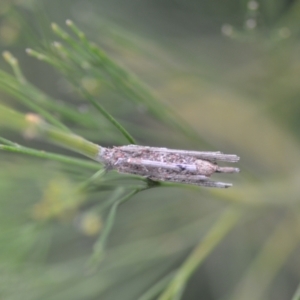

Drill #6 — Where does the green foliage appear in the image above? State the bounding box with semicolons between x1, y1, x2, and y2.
0;1;300;300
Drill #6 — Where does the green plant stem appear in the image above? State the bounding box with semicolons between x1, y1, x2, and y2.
0;144;101;170
78;87;136;144
2;51;27;84
2;52;70;131
0;104;100;161
230;210;300;300
137;272;176;300
27;46;136;144
39;122;101;159
0;80;70;131
158;208;242;300
0;136;16;146
90;188;141;264
77;169;107;191
291;283;300;300
0;70;98;128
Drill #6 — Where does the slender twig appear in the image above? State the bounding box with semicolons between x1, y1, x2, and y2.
90;188;141;264
0;143;100;170
137;271;176;300
230;211;300;300
158;209;242;300
291;282;300;300
2;51;70;132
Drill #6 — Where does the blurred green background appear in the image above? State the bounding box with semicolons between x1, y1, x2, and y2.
0;0;300;299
